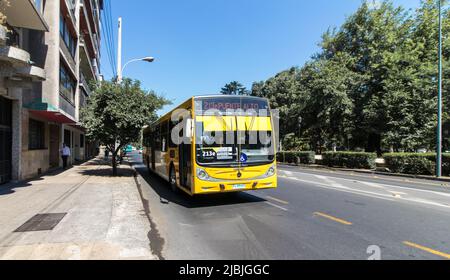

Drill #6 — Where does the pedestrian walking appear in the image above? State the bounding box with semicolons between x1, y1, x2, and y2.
105;147;109;159
61;143;71;169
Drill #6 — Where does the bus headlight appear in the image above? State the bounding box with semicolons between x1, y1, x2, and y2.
265;165;276;177
196;168;210;181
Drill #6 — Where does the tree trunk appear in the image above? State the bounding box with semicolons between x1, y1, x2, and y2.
112;151;117;176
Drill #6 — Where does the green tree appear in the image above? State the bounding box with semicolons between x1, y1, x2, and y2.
81;79;170;176
251;0;450;154
221;81;248;95
321;1;409;153
299;54;357;152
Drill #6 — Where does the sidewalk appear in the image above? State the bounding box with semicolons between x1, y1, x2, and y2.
0;157;157;260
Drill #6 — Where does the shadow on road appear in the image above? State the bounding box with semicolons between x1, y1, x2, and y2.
134;164;267;209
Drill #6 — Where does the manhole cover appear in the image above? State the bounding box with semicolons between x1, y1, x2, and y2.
14;213;67;232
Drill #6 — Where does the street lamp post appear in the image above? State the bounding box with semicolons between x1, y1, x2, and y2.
437;0;443;177
117;56;155;83
116;17;155;83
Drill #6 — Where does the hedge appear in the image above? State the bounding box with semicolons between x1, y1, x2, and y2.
277;151;316;164
322;152;377;169
383;153;450;176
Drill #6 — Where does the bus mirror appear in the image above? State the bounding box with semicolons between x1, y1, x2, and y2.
185;118;193;138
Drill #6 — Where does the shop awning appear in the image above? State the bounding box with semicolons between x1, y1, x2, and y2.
24;101;76;124
3;0;49;31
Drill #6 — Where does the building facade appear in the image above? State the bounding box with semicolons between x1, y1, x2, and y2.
0;0;103;183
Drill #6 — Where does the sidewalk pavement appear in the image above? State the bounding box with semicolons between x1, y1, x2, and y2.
0;157;157;260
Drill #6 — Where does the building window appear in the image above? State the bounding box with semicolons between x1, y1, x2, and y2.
80;134;85;148
64;129;71;147
60;13;76;57
60;63;76;104
29;119;46;150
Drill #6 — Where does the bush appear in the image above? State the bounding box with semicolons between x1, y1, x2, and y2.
276;151;316;164
383;153;450;176
322;152;377;169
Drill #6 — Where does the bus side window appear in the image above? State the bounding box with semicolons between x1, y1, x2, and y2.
155;125;161;151
161;121;169;152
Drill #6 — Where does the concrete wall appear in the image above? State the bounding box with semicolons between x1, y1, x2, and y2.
21;110;51;180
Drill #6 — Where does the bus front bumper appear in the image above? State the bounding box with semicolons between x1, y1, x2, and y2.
193;176;277;195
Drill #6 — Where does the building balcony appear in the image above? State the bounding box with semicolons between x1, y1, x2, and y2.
80;0;100;60
0;30;46;82
0;45;31;66
62;0;77;28
80;37;97;81
59;93;76;120
79;73;92;96
1;0;48;31
81;0;101;43
15;65;46;81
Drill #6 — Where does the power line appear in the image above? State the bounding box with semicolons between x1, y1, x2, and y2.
105;1;116;77
101;0;117;78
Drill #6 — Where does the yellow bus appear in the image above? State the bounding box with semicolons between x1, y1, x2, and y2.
142;95;277;195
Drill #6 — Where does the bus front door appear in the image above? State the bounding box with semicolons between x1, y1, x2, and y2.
179;143;191;189
151;148;156;170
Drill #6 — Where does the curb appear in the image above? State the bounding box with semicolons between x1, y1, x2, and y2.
278;163;450;184
127;159;165;260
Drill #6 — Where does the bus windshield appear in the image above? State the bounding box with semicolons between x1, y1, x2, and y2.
194;97;275;166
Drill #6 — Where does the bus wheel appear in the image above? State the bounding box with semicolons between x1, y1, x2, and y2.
169;167;178;193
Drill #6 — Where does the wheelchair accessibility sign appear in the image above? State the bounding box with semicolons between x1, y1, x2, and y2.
240;153;248;163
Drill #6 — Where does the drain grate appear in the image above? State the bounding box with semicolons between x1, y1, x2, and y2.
14;213;67;232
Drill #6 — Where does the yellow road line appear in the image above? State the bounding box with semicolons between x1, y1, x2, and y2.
313;212;353;226
266;196;289;205
403;241;450;259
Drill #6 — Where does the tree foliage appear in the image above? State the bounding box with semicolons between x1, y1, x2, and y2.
81;79;170;175
221;81;249;95
0;0;10;26
252;0;450;154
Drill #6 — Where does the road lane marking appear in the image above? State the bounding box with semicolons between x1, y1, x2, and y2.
278;166;450;188
266;196;289;205
315;175;350;190
280;174;450;210
313;212;353;225
403;241;450;260
281;169;450;198
265;201;288;211
390;191;406;198
360;181;386;189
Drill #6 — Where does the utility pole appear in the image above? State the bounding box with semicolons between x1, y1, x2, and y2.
437;0;443;178
117;17;122;83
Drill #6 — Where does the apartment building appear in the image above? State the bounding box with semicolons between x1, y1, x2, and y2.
0;0;103;183
0;0;48;184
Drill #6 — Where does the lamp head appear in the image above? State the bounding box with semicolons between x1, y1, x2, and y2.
142;57;155;63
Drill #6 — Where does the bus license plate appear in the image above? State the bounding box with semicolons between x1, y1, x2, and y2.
233;184;246;190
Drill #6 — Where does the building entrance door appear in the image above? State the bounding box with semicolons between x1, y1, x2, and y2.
49;124;60;168
0;96;12;184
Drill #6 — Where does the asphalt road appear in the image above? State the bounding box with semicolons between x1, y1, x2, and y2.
129;152;450;260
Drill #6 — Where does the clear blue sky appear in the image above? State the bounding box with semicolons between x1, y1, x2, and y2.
101;0;422;115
